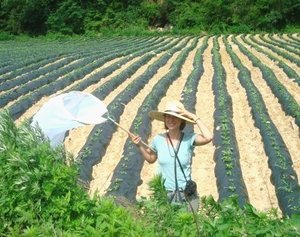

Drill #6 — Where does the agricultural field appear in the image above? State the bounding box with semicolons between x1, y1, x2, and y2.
1;33;299;218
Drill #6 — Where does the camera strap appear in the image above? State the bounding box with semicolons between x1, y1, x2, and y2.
167;132;200;236
167;132;184;202
167;132;189;182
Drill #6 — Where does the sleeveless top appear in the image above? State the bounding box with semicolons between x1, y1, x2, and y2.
150;132;197;191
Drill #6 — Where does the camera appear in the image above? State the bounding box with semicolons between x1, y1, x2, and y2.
184;180;197;196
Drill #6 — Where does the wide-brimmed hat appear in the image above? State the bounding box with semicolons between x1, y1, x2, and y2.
148;101;196;124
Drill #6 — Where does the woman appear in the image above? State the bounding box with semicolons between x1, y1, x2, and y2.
130;100;213;211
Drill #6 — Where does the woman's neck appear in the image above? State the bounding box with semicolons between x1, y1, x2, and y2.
167;129;182;140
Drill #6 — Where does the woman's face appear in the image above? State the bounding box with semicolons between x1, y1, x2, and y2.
164;114;182;130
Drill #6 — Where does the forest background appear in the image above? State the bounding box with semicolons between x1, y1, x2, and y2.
0;0;299;38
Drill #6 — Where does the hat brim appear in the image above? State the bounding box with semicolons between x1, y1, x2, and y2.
148;111;195;124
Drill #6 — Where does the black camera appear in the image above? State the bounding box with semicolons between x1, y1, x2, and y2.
184;180;197;196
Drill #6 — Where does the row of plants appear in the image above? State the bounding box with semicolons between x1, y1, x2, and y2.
0;37;152;82
105;37;200;200
181;37;208;116
232;37;300;128
0;36;152;84
0;36;132;70
0;37;168;108
6;37;175;119
4;37;163;83
0;56;78;91
0;39;90;73
288;34;300;43
1;53;104;107
1;109;299;236
0;55;71;85
89;38;184;101
270;34;300;49
77;37;194;186
240;35;300;87
66;37;181;94
224;36;300;217
0;54;75;81
249;35;300;67
260;34;300;56
211;37;249;207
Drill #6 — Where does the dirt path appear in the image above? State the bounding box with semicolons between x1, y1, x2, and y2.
0;57;72;96
229;37;300;185
247;35;300;73
236;35;300;104
193;37;218;200
220;36;279;211
260;34;300;60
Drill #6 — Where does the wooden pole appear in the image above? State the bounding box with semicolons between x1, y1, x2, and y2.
107;117;155;152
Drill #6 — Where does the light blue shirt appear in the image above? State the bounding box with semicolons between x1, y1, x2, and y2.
150;132;197;191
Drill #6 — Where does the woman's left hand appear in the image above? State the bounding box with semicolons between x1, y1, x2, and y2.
179;108;197;121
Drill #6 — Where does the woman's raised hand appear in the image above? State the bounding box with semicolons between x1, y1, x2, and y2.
178;108;197;121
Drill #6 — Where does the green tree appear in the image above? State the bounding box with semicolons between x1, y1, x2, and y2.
232;0;300;30
47;0;85;34
0;0;299;36
168;1;204;29
0;0;49;35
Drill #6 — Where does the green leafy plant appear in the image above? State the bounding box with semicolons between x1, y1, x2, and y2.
0;109;150;236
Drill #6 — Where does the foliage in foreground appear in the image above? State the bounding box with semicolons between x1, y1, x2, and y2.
0;109;149;236
142;176;300;237
0;109;299;236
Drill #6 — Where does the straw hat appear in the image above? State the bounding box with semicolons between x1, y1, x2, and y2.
148;101;196;124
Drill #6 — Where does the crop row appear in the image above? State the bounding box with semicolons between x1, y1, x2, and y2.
240;36;300;87
259;34;300;56
232;37;300;128
249;35;300;67
224;36;300;217
0;37;155;85
5;37;180;119
268;34;300;49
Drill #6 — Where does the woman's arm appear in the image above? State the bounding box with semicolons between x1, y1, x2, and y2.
193;117;213;145
179;109;213;146
130;134;157;163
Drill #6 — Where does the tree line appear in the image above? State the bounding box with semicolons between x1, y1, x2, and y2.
0;0;299;36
